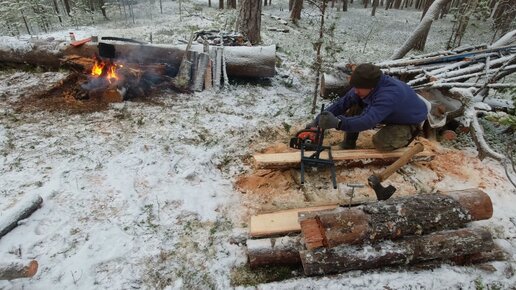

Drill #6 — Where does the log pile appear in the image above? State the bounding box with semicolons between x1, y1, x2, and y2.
247;189;506;276
320;43;516;98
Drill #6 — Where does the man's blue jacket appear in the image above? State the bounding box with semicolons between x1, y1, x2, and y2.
325;74;428;132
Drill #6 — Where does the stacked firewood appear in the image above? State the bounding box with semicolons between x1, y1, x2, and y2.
247;189;506;276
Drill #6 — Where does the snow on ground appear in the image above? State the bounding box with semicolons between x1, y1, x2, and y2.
0;1;515;289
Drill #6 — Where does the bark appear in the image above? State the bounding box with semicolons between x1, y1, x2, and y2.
0;260;39;280
372;0;379;15
192;53;210;91
391;0;452;59
300;228;494;275
247;236;304;267
291;0;303;22
237;0;262;44
299;189;493;249
219;0;224;9
0;194;43;239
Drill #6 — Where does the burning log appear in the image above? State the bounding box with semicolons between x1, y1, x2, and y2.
0;260;39;280
299;228;494;276
0;194;43;239
299;189;492;250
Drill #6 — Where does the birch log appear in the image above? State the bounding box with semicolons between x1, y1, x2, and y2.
0;194;43;239
0;260;38;280
299;189;492;250
300;228;494;276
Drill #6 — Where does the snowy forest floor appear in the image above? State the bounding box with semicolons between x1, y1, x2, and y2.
0;0;515;289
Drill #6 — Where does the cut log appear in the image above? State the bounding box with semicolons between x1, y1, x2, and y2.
299;189;492;250
320;72;351;98
300;228;494;276
0;194;43;239
0;260;38;280
253;147;434;169
249;205;337;238
247;236;304;268
204;59;213;90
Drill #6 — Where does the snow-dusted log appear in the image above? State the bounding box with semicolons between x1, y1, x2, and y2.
0;194;43;239
419;82;516;90
391;0;452;60
0;260;38;280
247;236;304;268
299;189;492;250
300;228;494;276
0;38;276;78
490;29;516;48
319;72;351;98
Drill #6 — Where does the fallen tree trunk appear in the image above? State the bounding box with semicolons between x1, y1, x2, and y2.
247;236;304;268
253;147;434;169
299;189;492;250
0;38;276;78
0;194;43;239
300;228;494;276
0;260;38;280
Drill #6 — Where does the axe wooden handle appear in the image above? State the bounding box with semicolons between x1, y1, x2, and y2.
376;142;424;182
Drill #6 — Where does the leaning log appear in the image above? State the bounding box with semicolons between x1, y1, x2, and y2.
300;228;494;276
247;236;304;268
0;37;276;78
299;189;492;250
0;260;38;280
0;194;43;239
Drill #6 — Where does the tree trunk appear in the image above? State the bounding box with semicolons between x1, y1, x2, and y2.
63;0;71;16
289;0;294;11
300;228;494;275
299;189;493;249
343;0;348;11
219;0;224;9
0;194;43;239
98;0;108;19
0;260;39;280
247;236;304;267
372;0;379;15
291;0;303;22
52;0;63;23
391;0;452;59
237;0;262;44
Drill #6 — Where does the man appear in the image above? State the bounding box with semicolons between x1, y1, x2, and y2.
315;63;429;151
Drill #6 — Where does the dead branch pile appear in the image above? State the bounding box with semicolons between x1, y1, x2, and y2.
247;189;506;276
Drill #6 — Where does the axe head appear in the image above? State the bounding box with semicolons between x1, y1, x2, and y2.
368;175;396;201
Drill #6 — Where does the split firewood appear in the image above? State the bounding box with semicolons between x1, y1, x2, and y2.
0;260;39;280
192;53;210;92
298;189;492;250
300;228;494;276
247;236;304;268
0;194;43;239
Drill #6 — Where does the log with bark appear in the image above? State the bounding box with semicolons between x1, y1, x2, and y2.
253;146;434;170
299;189;492;250
0;260;39;280
0;38;276;79
300;227;494;276
247;236;304;268
0;194;43;239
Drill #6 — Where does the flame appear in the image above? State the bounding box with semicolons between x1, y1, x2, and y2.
91;58;120;83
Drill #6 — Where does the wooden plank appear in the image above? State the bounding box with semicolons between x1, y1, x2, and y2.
253;147;434;169
249;205;337;238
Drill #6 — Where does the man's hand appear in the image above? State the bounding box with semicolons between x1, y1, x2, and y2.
319;111;341;129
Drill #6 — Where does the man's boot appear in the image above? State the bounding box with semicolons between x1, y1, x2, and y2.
341;132;359;149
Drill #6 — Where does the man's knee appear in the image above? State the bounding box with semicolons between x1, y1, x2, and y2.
373;125;413;151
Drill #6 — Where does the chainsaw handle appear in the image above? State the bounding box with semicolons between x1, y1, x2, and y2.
376;142;424;182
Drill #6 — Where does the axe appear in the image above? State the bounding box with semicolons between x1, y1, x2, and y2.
367;142;424;201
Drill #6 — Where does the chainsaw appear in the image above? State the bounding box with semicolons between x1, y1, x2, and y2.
289;128;320;150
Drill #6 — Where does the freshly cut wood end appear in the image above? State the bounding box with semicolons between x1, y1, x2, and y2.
442;188;493;220
300;217;327;250
25;260;38;278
